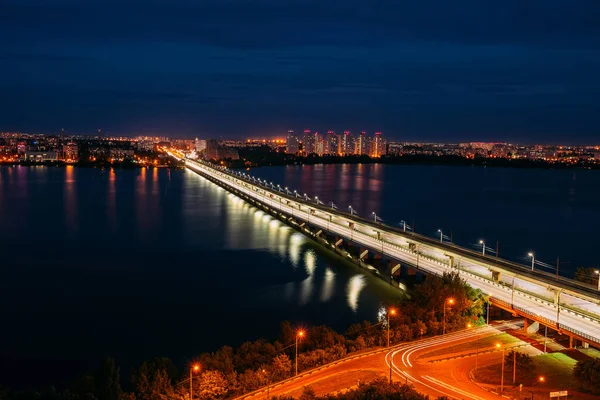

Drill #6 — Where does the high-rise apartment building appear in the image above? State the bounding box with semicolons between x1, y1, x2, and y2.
314;132;325;156
327;131;339;155
341;131;354;155
370;132;386;157
303;129;315;155
286;130;299;154
356;132;370;155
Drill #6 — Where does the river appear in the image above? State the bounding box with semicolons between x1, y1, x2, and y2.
1;163;599;388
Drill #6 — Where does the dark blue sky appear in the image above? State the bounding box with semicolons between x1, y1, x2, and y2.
1;0;599;142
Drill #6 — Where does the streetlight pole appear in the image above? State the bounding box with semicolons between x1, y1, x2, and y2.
443;298;454;335
496;344;505;393
487;295;491;325
295;330;304;376
479;240;485;256
190;364;199;400
387;308;397;385
529;252;535;271
387;308;396;347
438;229;443;243
595;270;600;290
543;325;548;353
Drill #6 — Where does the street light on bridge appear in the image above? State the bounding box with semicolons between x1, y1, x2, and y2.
348;205;356;215
595;270;600;290
437;229;443;243
372;212;383;223
479;240;485;256
528;252;535;271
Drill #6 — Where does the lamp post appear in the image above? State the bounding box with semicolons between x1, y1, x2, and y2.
387;308;397;347
467;323;480;369
595;270;600;290
528;252;535;271
372;212;379;223
387;308;397;384
479;240;485;256
496;343;505;393
190;364;200;400
349;205;355;216
443;298;454;335
543;324;548;353
437;229;443;243
487;294;491;325
295;330;304;376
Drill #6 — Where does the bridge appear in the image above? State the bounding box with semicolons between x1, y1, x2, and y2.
174;153;600;347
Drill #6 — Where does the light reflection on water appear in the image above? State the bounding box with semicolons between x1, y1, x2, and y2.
346;275;366;312
0;165;406;389
188;170;394;314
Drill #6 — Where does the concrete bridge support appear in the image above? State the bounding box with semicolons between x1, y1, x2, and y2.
491;270;501;283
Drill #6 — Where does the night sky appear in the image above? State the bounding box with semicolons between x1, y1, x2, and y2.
1;0;599;142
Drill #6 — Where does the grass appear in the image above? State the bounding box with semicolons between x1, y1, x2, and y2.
472;352;577;389
420;333;521;359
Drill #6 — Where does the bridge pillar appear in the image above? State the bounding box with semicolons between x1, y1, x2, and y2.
552;289;561;306
491;270;501;283
523;319;529;333
569;336;574;349
359;249;369;260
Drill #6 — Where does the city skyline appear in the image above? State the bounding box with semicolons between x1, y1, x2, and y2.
1;1;599;142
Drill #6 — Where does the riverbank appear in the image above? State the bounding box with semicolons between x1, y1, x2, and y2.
225;150;600;171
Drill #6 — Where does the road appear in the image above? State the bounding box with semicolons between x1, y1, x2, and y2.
179;156;600;345
388;325;514;400
239;326;510;400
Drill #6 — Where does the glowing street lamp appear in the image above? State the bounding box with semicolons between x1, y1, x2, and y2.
190;364;200;400
443;298;454;335
387;308;397;384
479;240;486;256
496;343;505;393
437;229;443;243
387;308;397;347
295;330;305;376
528;252;535;271
595;270;600;290
348;205;356;215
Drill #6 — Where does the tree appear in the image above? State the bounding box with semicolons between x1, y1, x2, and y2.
95;358;123;400
504;351;534;379
574;267;598;285
574;358;600;394
132;358;175;400
271;354;292;380
195;370;228;400
299;386;317;400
